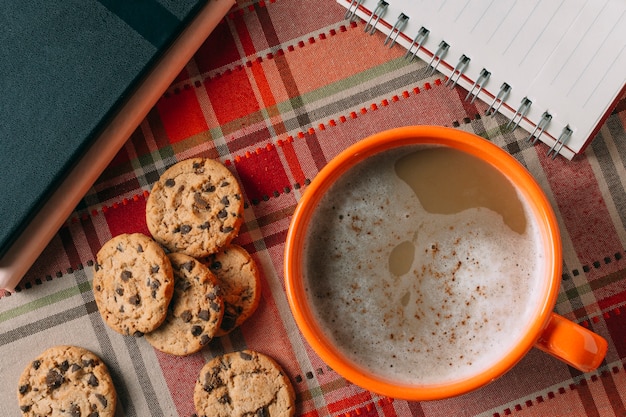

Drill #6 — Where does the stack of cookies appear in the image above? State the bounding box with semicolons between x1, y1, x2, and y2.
92;158;262;355
17;158;295;416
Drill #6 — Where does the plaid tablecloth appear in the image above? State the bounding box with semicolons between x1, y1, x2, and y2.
2;1;625;416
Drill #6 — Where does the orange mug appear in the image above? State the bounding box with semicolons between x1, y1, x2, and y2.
284;126;607;400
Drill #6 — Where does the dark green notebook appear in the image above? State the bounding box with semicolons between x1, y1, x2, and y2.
0;0;209;257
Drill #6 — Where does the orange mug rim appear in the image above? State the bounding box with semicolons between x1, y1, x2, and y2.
284;126;562;400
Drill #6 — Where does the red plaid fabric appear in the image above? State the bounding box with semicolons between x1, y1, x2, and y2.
1;1;625;416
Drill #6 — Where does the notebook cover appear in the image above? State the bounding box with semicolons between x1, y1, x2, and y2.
0;0;211;258
0;0;235;290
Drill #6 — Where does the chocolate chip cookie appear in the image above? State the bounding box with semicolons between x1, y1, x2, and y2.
202;244;261;336
194;350;295;417
17;345;117;417
93;233;174;336
145;252;224;356
146;158;244;257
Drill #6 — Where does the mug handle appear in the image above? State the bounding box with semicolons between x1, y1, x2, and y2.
535;313;608;372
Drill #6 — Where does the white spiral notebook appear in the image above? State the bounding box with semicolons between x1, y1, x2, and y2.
337;0;626;160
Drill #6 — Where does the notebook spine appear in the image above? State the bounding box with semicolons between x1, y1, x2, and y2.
342;0;574;159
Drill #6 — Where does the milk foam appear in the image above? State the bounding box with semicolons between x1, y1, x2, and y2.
303;146;545;385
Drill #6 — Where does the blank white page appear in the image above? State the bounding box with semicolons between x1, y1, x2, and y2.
338;0;626;159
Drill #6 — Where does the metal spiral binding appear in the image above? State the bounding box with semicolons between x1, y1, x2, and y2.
427;40;449;75
364;1;388;35
384;13;409;48
527;111;552;144
446;54;470;88
405;26;429;62
547;125;573;159
487;83;511;115
465;68;490;102
344;0;365;22
507;97;532;131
